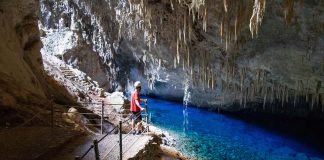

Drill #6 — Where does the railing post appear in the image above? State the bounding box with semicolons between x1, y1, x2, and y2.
119;120;122;160
145;102;149;132
101;100;104;134
93;139;100;160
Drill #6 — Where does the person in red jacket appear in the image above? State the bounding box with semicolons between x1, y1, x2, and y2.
130;81;146;134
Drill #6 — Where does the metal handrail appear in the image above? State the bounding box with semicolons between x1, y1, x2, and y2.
75;101;151;160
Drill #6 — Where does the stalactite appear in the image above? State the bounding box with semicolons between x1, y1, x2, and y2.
234;1;242;42
176;39;180;64
316;81;321;107
203;7;207;32
270;83;274;104
306;80;309;103
192;8;195;22
182;55;185;71
263;87;268;110
204;64;207;89
234;14;238;42
281;88;284;108
256;69;260;94
244;88;247;108
277;84;281;101
285;86;288;104
294;81;298;107
225;33;228;50
178;28;182;42
261;70;266;96
322;94;324;112
158;59;161;68
249;0;266;38
211;69;214;90
299;80;303;103
220;15;224;43
284;0;294;25
251;82;255;102
183;13;187;45
240;68;244;107
187;46;190;68
209;67;212;89
174;55;177;68
311;94;314;111
223;0;228;13
188;15;192;41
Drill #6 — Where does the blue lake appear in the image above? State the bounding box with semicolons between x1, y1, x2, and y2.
146;98;324;160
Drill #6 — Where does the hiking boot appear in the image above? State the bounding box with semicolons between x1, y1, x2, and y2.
136;130;142;135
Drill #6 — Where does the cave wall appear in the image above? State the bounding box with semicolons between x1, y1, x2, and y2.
39;0;129;92
39;0;324;114
0;0;48;107
0;0;77;112
116;0;324;113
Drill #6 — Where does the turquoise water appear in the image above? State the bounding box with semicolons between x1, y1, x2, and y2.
146;98;324;160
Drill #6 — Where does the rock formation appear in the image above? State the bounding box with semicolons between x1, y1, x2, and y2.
0;0;76;127
38;0;324;116
0;0;46;105
1;0;323;117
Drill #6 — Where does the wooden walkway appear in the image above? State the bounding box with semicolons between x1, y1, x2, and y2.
47;133;153;160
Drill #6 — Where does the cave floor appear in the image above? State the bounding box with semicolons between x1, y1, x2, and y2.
0;126;81;160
